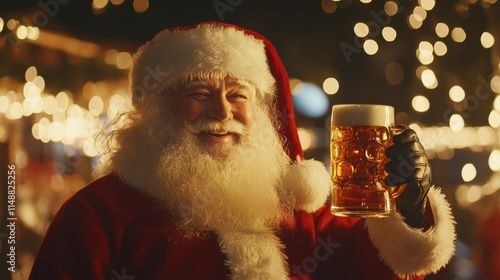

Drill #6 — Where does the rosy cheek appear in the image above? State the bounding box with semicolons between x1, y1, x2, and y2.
238;107;254;127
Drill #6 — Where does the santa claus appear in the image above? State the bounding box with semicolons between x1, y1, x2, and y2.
29;22;456;280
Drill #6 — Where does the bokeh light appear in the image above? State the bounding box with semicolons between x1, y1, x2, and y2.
323;77;339;95
382;27;397;42
412;95;430;112
363;39;378;55
292;82;329;118
462;163;477;182
435;22;449;38
451;27;466;43
480;32;495;48
449;85;466;102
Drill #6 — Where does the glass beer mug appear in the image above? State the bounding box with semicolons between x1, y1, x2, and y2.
330;104;406;218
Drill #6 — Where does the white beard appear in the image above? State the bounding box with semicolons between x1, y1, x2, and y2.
97;98;294;234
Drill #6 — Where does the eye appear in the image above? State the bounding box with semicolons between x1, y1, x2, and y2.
228;92;249;102
188;92;211;101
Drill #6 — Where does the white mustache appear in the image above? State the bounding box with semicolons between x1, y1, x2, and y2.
186;119;246;135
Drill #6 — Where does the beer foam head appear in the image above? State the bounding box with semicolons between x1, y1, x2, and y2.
331;104;394;127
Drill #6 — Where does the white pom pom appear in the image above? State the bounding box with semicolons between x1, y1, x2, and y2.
284;158;331;213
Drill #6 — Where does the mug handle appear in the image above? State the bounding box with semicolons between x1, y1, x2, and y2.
388;124;409;198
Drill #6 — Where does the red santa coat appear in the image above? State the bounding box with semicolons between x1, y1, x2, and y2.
29;173;455;280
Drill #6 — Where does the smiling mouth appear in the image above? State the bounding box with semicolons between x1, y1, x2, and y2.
207;132;230;137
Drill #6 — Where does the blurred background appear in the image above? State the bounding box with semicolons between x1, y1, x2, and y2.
1;0;500;279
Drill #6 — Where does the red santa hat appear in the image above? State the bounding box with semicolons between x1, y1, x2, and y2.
129;21;330;212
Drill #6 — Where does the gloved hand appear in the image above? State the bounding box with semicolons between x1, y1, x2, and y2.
385;129;431;228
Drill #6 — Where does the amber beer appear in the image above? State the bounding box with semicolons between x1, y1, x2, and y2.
330;104;404;218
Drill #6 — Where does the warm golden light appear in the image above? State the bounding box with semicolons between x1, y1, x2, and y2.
413;6;427;21
354;22;369;38
412;95;430;112
116;52;133;69
451;27;466;43
322;77;339;95
491;75;500;93
450;114;464;132
133;0;149;13
33;76;45;91
26;26;40;40
408;14;423;29
363;39;378;55
488;110;500;128
56;91;70;110
489;150;500;171
33;29;101;58
382;27;397;42
449;85;465;102
417;41;434;65
105;49;119;65
481;32;495;48
435;22;449;38
384;1;398;16
321;0;337;14
89;96;104;115
16;25;27;40
43;95;57;115
6;102;24;120
466;185;482;203
93;0;109;9
421;69;438;88
419;0;436;10
0;96;9;113
7;19;18;31
462;163;477;182
494;95;500;111
434;41;447;56
25;66;37;82
297;128;312;150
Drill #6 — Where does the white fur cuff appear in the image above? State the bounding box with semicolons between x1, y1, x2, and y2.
365;187;456;278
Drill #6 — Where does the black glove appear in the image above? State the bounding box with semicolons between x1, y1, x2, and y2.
385;129;431;228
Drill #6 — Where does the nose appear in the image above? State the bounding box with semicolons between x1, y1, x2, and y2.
207;96;233;121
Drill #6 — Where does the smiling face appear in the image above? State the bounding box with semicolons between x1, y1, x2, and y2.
170;76;256;153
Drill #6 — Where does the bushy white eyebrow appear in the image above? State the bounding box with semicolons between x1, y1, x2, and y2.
184;80;212;89
184;79;256;96
232;80;255;95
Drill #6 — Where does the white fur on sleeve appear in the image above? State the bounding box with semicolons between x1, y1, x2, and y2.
365;187;456;278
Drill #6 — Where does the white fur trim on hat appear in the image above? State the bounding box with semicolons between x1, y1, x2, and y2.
129;23;276;104
365;187;456;278
217;229;289;280
284;158;331;213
